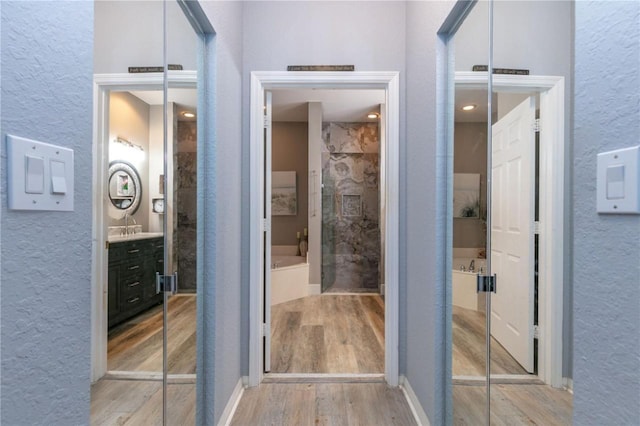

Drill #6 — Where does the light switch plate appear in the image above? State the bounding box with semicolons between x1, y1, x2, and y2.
6;134;74;211
597;145;640;214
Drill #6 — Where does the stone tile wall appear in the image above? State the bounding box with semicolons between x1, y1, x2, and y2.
321;122;380;292
176;120;197;292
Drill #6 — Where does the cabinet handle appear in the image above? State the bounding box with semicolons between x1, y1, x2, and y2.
128;265;140;270
127;297;140;304
157;259;164;264
128;249;140;254
127;281;141;287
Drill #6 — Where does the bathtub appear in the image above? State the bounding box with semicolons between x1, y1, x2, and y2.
452;257;487;312
271;254;309;305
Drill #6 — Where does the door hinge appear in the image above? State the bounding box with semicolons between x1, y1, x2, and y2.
156;272;178;295
534;325;541;339
263;116;271;128
534;221;541;234
262;323;269;337
532;118;541;133
262;218;270;233
477;274;497;293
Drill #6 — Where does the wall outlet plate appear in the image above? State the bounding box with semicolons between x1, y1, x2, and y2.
597;145;640;214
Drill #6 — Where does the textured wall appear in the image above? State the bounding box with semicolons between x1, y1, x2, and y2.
405;2;457;423
0;1;93;424
271;122;309;246
197;2;244;424
573;1;640;423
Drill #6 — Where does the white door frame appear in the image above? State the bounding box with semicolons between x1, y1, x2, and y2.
454;71;565;387
90;72;197;382
249;71;400;387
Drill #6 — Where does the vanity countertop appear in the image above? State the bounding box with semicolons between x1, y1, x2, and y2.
107;232;164;243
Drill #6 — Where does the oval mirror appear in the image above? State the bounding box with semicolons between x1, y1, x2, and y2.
108;161;142;216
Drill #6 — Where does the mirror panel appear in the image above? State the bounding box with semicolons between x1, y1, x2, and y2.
451;1;490;423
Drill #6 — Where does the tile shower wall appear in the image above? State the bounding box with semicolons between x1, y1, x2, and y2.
176;120;197;292
322;122;380;292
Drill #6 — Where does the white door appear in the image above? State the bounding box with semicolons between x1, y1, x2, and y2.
490;96;536;373
263;91;273;372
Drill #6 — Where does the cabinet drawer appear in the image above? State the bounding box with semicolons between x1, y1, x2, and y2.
121;292;144;309
121;276;144;296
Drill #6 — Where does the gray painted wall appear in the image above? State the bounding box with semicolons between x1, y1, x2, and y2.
197;2;244;424
0;1;93;424
272;122;309;246
573;1;640;423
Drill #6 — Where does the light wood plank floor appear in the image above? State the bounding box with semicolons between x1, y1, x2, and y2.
453;305;527;376
108;295;196;374
270;295;385;374
90;380;194;425
453;384;573;425
230;383;417;426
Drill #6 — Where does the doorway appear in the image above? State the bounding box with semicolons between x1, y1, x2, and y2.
267;89;386;375
249;72;400;386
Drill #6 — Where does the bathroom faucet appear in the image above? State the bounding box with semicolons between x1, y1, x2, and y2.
469;259;475;272
123;212;136;235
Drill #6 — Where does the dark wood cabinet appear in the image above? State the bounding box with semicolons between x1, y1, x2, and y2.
108;237;164;328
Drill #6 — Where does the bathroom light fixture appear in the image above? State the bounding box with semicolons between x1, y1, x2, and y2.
112;136;145;163
462;104;476;111
367;113;379;119
182;112;195;118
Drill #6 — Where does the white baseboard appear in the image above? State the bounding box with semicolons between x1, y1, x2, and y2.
563;377;573;394
308;283;321;295
399;375;431;426
218;377;245;426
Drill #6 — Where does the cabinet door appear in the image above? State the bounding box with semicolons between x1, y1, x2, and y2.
108;263;121;325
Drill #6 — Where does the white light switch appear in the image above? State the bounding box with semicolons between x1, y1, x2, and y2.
597;146;640;214
50;160;67;194
606;165;624;199
25;155;45;194
6;134;74;211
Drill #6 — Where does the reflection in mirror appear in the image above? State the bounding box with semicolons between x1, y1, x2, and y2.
450;0;490;424
489;0;573;422
108;160;142;213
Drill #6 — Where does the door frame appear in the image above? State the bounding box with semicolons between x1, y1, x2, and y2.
454;71;565;387
248;71;400;387
90;72;197;382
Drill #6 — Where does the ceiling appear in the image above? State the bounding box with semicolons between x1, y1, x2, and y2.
455;89;495;123
272;89;385;122
129;88;197;120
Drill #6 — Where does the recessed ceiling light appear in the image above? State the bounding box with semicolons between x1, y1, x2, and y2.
462;104;476;111
182;112;195;118
367;113;379;119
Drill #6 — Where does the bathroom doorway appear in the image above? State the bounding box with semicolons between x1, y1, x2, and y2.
248;72;401;386
267;89;386;374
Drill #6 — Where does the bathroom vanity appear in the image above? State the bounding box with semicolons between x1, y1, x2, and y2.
108;234;164;328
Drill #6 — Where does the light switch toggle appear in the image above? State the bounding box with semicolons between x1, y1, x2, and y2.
25;155;45;194
50;160;67;194
606;165;624;199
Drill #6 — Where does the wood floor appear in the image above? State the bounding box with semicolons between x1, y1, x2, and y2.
270;294;385;374
108;295;196;374
453;305;527;376
230;383;416;426
90;380;194;425
453;384;572;425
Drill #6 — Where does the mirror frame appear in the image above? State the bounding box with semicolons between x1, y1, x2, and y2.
107;160;142;217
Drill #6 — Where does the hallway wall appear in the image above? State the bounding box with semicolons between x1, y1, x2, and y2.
573;1;640;423
0;1;94;424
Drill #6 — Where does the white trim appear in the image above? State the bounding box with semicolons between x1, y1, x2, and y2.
400;375;431;426
452;375;543;385
263;373;385;383
454;72;565;388
563;377;573;394
90;72;198;383
308;284;321;295
218;378;245;426
249;71;400;387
